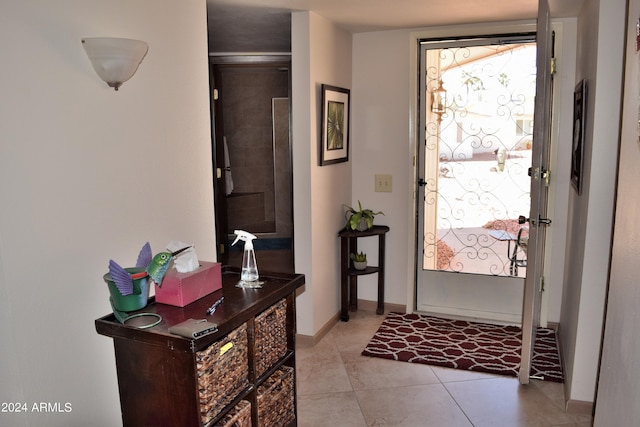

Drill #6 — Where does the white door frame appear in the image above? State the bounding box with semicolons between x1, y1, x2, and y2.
406;19;568;327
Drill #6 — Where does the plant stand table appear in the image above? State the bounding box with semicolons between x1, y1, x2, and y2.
338;225;389;321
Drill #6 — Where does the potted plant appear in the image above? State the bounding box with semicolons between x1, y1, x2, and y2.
350;251;367;270
344;200;384;231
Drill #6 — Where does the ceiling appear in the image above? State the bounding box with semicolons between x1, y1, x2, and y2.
206;0;584;54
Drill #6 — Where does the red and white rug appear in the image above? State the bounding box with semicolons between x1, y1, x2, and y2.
362;312;563;382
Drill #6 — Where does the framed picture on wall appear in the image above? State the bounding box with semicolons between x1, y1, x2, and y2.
571;79;587;194
320;84;350;165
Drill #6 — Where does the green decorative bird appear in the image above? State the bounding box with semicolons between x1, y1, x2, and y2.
146;245;191;287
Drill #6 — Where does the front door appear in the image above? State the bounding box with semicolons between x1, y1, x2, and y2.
416;34;538;325
519;0;553;384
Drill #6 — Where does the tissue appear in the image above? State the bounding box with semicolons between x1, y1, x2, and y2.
166;240;199;273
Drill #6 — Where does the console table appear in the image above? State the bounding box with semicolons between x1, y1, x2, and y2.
96;266;304;426
338;225;389;321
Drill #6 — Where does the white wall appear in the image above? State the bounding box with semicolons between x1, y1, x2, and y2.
594;0;640;422
542;19;577;325
559;0;625;407
292;12;352;336
351;29;412;306
0;1;215;425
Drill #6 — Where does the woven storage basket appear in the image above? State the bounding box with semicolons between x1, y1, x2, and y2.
257;365;295;427
196;324;250;425
254;298;287;377
212;400;251;427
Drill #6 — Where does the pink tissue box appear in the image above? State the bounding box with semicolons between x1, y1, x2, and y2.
155;261;222;307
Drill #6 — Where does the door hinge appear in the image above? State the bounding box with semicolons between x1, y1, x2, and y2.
539;276;545;293
528;167;551;187
213;88;219;101
550;57;556;75
219;243;225;254
541;169;550;187
216;167;231;179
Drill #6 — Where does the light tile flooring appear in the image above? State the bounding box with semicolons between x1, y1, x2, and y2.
296;308;592;427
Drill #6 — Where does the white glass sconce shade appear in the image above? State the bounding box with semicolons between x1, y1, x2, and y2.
81;38;148;91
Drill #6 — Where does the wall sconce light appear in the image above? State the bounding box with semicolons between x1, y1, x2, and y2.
81;38;148;91
431;79;447;122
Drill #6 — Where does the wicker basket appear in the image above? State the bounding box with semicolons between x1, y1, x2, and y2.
196;324;250;425
254;298;287;377
257;365;295;427
212;400;251;427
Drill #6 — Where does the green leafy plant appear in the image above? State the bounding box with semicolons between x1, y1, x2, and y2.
350;251;367;262
344;200;384;231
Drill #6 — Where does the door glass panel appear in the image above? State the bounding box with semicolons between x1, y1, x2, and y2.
422;41;536;277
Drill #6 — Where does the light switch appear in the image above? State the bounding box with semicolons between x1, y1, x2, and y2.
375;174;392;192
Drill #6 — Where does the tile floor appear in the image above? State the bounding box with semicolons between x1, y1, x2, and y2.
296;308;593;427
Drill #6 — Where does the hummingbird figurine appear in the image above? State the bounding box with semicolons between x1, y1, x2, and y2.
146;245;191;287
108;242;191;295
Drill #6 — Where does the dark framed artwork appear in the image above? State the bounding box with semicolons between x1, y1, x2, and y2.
320;84;350;165
571;79;587;194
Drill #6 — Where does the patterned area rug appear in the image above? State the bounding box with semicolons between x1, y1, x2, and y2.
362;312;563;382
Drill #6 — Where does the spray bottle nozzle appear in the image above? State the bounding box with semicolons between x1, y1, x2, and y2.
231;230;256;248
232;230;257;249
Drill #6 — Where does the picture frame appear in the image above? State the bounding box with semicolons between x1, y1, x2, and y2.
320;84;350;165
571;79;587;194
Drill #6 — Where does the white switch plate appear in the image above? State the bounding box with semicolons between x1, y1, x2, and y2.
375;174;392;192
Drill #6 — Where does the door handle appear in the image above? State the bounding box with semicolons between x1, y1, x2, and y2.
518;215;552;227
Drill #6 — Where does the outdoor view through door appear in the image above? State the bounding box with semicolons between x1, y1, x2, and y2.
421;37;536;278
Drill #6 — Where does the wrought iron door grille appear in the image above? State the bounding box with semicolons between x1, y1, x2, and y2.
422;41;536;277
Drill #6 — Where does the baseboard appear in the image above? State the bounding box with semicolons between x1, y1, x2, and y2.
296;312;340;348
566;399;593;415
417;306;521;326
296;299;406;348
553;323;593;416
356;299;406;314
